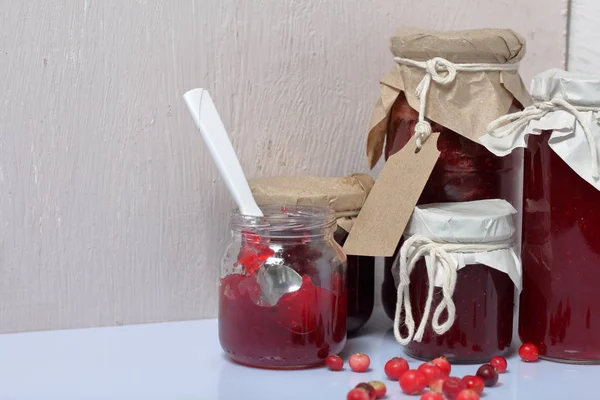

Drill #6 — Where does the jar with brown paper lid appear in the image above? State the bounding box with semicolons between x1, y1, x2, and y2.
354;27;530;320
249;174;375;335
393;200;521;362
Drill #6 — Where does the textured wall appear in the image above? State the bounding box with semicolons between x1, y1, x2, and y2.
569;0;600;73
0;0;566;333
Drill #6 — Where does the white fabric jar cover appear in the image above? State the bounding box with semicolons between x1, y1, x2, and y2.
392;199;522;345
480;68;600;190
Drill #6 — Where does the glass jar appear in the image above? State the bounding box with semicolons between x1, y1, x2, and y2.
393;200;520;363
520;133;600;363
381;94;523;320
333;227;374;335
218;205;347;369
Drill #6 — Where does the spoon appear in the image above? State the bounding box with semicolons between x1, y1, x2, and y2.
183;88;302;305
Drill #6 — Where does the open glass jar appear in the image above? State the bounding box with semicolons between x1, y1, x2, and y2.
218;205;347;369
481;69;600;363
393;200;521;363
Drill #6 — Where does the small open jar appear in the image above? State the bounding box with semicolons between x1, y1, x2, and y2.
249;174;375;335
392;200;521;363
218;205;347;369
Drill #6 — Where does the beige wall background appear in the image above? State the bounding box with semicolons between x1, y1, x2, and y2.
0;0;567;333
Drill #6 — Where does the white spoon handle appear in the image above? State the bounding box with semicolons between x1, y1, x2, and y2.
183;88;263;217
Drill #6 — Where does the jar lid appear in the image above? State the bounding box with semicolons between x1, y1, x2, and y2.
249;174;374;214
406;199;517;243
530;68;600;107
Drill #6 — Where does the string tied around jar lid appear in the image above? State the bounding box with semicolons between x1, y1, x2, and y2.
394;56;520;150
392;234;512;345
487;98;600;180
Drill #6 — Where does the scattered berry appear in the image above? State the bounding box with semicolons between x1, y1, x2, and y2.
325;354;343;371
368;381;387;399
384;357;409;380
476;364;499;387
432;356;451;376
421;392;444;400
519;343;540;362
400;369;428;395
349;353;371;373
490;356;508;373
442;377;467;400
456;389;480;400
418;362;443;383
461;375;484;395
347;387;371;400
354;383;376;400
429;376;449;393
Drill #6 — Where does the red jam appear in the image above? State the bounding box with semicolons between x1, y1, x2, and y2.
519;133;600;362
403;261;514;362
334;228;374;335
219;233;347;368
381;95;522;361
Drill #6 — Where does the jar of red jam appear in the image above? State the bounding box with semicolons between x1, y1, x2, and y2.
392;200;521;363
219;205;347;369
380;93;524;320
249;175;375;335
481;69;600;363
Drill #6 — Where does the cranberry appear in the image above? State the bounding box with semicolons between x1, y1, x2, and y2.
368;381;387;399
456;389;480;400
349;353;371;373
442;377;467;400
325;354;343;371
418;362;443;383
432;356;451;376
461;375;484;395
476;364;499;387
490;356;508;373
354;383;376;400
429;376;449;394
384;357;409;380
421;392;444;400
400;369;428;395
519;343;539;362
347;388;371;400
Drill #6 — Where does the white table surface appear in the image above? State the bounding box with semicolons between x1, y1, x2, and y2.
0;310;597;399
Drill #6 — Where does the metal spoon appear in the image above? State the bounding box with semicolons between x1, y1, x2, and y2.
183;88;302;305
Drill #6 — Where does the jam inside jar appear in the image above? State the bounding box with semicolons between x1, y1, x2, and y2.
218;205;347;369
381;94;523;320
520;133;600;363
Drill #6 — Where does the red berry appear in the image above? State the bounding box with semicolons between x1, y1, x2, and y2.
456;389;480;400
384;357;409;380
347;388;370;400
418;362;443;383
421;392;444;400
476;364;499;387
400;369;428;395
432;356;451;376
490;356;508;373
519;343;539;362
443;377;467;400
325;354;343;371
368;381;387;399
461;375;484;395
355;383;376;400
349;353;371;373
429;376;449;393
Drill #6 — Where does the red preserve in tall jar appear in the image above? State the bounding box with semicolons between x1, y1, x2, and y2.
392;200;521;362
249;174;375;335
336;28;531;324
482;69;600;363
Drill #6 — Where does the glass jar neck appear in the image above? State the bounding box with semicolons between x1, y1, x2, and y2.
230;205;336;240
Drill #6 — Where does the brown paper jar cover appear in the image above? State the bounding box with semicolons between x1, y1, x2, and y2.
248;173;376;335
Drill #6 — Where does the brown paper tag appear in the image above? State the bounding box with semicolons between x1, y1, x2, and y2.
343;132;441;256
